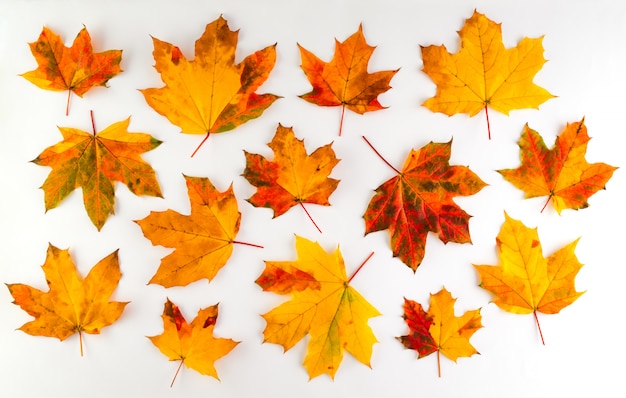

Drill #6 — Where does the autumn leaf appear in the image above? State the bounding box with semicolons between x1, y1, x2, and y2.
21;26;122;115
257;236;379;379
498;119;617;214
362;136;486;271
149;299;238;386
141;16;280;157
298;24;398;135
398;287;482;377
474;213;584;344
136;175;261;288
242;124;340;233
32;112;162;231
421;10;555;138
6;244;128;355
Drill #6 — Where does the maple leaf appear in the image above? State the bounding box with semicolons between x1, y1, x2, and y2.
398;287;482;377
362;136;486;271
6;244;128;355
21;26;122;115
32;113;162;231
141;16;280;157
149;299;238;386
474;213;584;344
136;175;261;288
421;10;555;138
298;24;398;135
498;119;617;214
242;124;340;233
257;236;379;380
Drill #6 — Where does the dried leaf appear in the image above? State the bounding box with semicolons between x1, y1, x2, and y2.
21;26;122;115
498;119;617;213
257;236;379;379
6;244;128;355
32;116;162;231
149;299;238;385
421;10;555;137
141;16;280;156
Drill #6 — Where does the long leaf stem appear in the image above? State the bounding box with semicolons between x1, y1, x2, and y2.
348;251;374;283
339;104;346;136
299;202;322;234
485;105;491;140
191;132;211;158
170;360;184;388
232;240;264;249
66;90;72;116
533;311;545;345
362;136;401;174
90;110;96;135
437;350;441;378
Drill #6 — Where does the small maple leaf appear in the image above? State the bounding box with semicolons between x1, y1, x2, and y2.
474;213;584;344
136;175;261;288
21;26;122;115
141;16;280;157
149;299;238;386
421;10;555;138
6;244;128;355
398;287;482;377
242;124;340;233
498;119;617;214
298;24;398;135
362;136;486;271
257;236;379;380
32;113;162;231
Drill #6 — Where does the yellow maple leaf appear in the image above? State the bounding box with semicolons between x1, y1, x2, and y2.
141;16;279;157
421;10;555;138
474;213;584;344
148;299;238;386
256;236;380;379
6;244;128;355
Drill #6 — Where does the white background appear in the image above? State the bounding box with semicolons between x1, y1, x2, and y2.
1;0;624;397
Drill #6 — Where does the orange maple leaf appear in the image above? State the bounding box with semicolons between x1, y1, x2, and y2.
474;213;584;344
362;137;486;271
32;113;162;231
398;287;482;377
21;26;122;115
141;16;280;157
421;10;555;138
257;236;379;379
6;244;128;355
242;124;340;233
136;175;260;288
149;299;238;386
498;119;617;214
298;24;398;135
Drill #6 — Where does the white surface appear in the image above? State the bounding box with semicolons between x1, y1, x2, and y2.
0;0;624;397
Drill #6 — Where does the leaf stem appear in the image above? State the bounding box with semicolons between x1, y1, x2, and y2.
191;132;211;158
348;251;374;283
339;104;346;136
79;330;84;357
66;90;71;116
437;350;441;378
540;196;551;213
533;311;545;345
232;240;264;249
90;110;96;135
170;360;184;388
362;136;400;174
485;105;491;140
299;202;322;234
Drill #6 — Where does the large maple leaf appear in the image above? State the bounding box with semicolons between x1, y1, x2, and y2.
498;119;617;214
298;24;398;135
6;244;128;355
21;26;122;115
141;16;280;157
136;175;259;288
149;299;238;386
398;287;482;377
362;137;486;271
256;236;380;379
421;10;555;138
242;124;340;233
474;213;584;344
32;115;162;231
